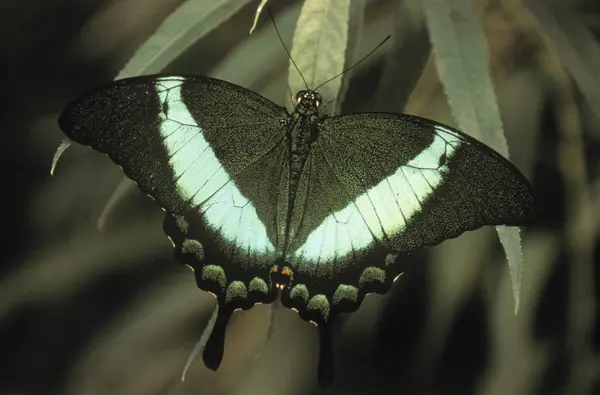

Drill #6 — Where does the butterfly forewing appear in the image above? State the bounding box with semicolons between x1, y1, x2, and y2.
60;75;290;309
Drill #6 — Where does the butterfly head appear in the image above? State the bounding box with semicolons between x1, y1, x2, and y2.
295;90;323;115
271;265;293;290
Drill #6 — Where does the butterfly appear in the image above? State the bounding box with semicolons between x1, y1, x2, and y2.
58;74;534;387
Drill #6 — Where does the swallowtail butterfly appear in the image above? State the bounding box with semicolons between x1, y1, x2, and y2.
58;74;534;387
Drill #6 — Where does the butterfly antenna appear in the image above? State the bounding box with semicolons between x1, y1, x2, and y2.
313;35;391;91
268;7;309;90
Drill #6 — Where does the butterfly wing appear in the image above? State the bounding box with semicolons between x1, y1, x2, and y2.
282;112;534;323
60;74;294;369
60;74;291;308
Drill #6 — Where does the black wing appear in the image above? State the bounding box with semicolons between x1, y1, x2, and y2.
59;75;292;368
282;112;534;323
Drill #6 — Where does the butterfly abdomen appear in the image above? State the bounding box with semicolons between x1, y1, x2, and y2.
288;114;318;196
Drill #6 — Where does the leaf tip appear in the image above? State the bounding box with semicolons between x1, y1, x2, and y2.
50;139;72;176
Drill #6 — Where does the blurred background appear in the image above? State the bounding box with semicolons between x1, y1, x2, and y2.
1;0;599;394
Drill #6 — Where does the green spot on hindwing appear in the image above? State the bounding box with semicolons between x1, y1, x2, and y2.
289;284;309;302
358;266;386;289
385;254;396;267
248;277;269;295
226;281;248;304
332;284;358;305
307;294;330;321
201;265;226;290
173;214;189;234
181;239;204;260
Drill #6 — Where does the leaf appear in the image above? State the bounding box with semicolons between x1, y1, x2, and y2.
211;2;301;96
96;176;136;231
249;0;269;34
375;0;429;112
50;139;71;175
524;0;600;128
53;0;252;177
97;0;254;226
422;0;525;313
289;0;351;110
117;0;253;78
182;306;219;382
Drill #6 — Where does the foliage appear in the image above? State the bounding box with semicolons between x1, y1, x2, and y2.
3;0;600;394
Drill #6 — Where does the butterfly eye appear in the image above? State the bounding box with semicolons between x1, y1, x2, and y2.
296;90;307;104
315;93;323;107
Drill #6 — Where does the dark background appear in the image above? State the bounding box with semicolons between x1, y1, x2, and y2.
1;0;599;394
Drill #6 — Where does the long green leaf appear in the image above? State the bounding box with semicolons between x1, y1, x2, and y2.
118;0;253;78
525;0;600;126
289;0;351;109
249;0;269;34
375;0;428;112
53;0;252;177
422;0;525;313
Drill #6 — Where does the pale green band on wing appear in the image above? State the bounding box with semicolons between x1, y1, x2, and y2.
294;130;461;263
155;77;275;255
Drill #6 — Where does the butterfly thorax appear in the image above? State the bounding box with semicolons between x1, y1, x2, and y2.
289;112;318;172
287;90;323;202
